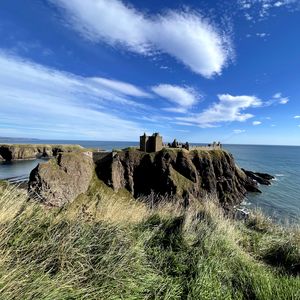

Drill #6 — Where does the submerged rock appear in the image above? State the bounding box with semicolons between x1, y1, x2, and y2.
28;152;94;207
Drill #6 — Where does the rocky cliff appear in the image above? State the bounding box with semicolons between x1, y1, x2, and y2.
28;148;273;208
0;144;83;162
28;152;94;207
95;149;273;208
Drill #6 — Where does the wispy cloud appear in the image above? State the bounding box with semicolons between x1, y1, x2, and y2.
233;129;246;134
0;51;151;140
90;77;152;98
239;0;300;20
177;94;262;127
294;115;300;119
256;32;269;38
263;92;290;106
51;0;233;78
252;121;262;125
152;84;200;113
271;92;289;104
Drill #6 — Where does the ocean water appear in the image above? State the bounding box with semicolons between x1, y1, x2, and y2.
0;140;299;222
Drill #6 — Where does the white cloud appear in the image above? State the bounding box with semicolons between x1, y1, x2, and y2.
273;92;282;98
279;97;289;104
0;51;150;140
273;92;289;104
294;115;300;119
177;94;262;127
256;32;268;37
90;77;151;98
233;129;246;134
163;107;189;114
274;1;284;7
239;0;300;20
252;121;262;125
264;92;289;105
173;121;195;127
51;0;233;78
152;84;200;113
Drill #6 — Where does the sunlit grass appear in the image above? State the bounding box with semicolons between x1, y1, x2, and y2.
0;179;299;299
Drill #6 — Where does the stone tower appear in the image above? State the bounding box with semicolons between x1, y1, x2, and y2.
140;133;148;152
140;132;163;153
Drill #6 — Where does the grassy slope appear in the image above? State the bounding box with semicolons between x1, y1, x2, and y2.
0;179;299;300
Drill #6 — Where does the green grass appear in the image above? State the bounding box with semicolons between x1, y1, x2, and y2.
0;182;299;299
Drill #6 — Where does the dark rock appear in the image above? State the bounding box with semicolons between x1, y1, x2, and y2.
28;152;94;207
0;144;83;162
95;149;268;208
242;169;274;186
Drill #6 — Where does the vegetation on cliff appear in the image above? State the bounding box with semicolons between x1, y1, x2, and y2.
0;144;83;161
0;180;299;299
95;148;270;207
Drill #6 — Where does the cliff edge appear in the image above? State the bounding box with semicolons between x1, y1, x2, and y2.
95;148;272;208
28;148;273;208
28;152;94;207
0;144;83;162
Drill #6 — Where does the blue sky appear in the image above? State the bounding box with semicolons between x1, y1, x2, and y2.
0;0;300;145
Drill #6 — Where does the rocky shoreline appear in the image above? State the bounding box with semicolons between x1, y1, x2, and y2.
0;144;83;162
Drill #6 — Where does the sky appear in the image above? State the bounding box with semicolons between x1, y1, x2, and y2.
0;0;300;145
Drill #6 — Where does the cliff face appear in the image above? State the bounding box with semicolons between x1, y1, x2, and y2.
0;144;83;161
28;152;94;207
28;148;273;208
94;149;269;207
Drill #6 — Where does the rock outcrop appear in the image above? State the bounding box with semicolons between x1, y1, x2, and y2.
242;169;274;185
0;144;83;162
94;149;272;208
28;148;273;209
28;152;94;207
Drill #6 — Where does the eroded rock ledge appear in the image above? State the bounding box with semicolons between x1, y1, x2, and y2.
28;148;273;208
28;152;94;207
0;144;83;162
95;148;273;208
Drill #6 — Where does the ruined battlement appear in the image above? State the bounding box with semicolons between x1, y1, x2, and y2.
139;132;222;153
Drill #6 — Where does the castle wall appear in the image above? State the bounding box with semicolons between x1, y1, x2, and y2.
140;136;148;152
154;135;163;152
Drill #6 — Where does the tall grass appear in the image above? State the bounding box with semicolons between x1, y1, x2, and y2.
0;179;299;299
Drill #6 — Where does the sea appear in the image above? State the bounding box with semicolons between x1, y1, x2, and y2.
0;139;299;223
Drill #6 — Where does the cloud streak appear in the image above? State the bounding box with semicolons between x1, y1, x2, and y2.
0;51;151;140
239;0;300;20
252;121;262;125
177;94;262;127
152;84;200;113
51;0;233;78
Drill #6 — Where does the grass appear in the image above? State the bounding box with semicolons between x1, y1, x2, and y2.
0;180;299;299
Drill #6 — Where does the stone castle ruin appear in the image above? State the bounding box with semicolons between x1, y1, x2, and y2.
140;133;222;153
140;132;163;153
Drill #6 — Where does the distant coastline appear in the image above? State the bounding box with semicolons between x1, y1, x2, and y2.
1;136;300;147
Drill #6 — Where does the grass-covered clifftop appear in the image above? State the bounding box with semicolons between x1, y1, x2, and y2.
0;144;84;161
0;179;299;299
95;148;265;208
